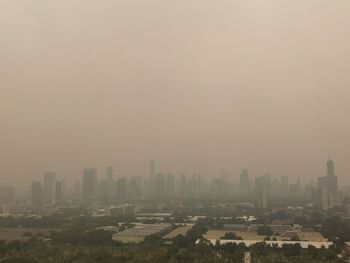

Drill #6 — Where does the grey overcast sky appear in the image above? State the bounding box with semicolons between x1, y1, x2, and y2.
1;0;350;189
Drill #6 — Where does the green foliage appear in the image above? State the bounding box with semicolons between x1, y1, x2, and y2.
257;225;273;236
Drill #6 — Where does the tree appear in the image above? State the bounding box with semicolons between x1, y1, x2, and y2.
257;225;273;236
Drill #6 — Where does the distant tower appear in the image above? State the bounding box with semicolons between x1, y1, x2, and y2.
260;189;267;211
326;159;338;198
327;159;335;177
31;182;43;212
105;166;115;198
43;172;55;204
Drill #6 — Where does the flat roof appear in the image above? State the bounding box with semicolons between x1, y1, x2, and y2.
113;224;171;241
205;239;333;249
163;225;193;239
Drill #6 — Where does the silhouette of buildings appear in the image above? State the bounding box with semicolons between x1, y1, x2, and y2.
43;172;55;204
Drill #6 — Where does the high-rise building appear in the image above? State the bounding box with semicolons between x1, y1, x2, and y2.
31;181;43;212
317;187;333;211
315;160;338;209
106;166;115;198
43;172;55;204
82;168;97;198
327;160;338;198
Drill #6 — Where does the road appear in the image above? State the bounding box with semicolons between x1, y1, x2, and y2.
244;252;251;263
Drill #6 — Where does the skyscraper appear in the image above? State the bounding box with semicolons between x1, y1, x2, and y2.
82;168;97;198
315;159;338;210
31;181;43;212
43;172;55;204
327;159;338;198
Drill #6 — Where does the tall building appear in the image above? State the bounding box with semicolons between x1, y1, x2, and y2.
31;182;43;212
43;172;55;204
317;187;333;211
315;160;338;210
82;168;97;198
327;159;338;198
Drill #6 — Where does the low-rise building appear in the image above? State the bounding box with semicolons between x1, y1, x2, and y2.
112;224;171;243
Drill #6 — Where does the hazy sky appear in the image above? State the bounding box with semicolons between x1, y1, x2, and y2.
1;0;350;189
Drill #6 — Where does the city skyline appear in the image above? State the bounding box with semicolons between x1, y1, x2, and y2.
1;158;346;191
4;158;345;196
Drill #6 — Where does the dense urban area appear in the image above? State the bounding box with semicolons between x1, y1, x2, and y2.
0;159;349;262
